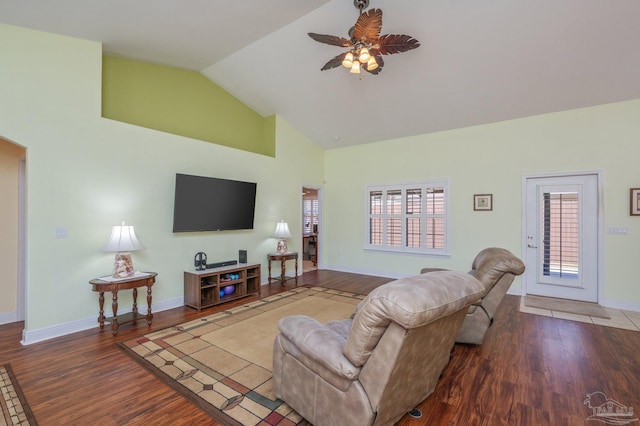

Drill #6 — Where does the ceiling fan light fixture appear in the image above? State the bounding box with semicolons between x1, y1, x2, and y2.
366;56;378;71
342;52;354;68
309;2;420;75
358;47;370;63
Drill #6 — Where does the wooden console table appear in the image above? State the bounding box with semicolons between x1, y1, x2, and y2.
89;272;157;335
268;252;298;285
184;263;261;311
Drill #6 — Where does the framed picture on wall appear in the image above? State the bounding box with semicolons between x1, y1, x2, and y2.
474;194;493;211
630;188;640;215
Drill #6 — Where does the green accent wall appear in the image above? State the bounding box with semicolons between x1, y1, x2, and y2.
102;55;275;157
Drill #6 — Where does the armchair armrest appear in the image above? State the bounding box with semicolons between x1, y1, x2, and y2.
278;315;360;381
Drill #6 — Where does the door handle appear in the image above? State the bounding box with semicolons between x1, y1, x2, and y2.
527;243;538;248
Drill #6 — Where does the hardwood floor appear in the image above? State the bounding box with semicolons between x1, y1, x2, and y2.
1;269;639;425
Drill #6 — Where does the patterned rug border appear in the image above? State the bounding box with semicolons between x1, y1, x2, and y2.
1;363;38;426
117;286;364;425
118;342;240;425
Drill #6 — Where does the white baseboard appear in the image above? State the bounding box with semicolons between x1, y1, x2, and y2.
322;264;407;280
505;287;640;312
21;296;185;345
21;316;98;345
598;297;640;312
0;311;18;326
507;287;523;296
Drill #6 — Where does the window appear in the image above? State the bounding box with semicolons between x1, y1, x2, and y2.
365;180;449;255
542;191;579;278
303;198;319;234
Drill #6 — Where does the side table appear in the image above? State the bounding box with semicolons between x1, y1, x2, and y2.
89;272;157;335
268;252;298;286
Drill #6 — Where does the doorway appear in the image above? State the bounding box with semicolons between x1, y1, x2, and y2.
0;138;26;325
523;172;601;302
302;187;319;273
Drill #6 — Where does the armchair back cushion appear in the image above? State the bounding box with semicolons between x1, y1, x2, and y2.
472;247;526;293
420;247;525;344
344;271;485;366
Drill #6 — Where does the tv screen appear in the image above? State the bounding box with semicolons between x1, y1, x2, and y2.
173;173;257;232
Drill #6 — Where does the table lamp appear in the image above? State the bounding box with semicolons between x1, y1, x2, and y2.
103;221;145;278
272;220;292;254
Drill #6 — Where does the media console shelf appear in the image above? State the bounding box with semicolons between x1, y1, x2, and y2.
184;263;261;311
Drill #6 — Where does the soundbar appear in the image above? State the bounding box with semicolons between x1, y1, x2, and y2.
206;260;238;269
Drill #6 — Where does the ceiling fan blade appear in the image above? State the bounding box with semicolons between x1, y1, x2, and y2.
353;8;382;41
375;34;420;55
320;52;348;71
308;33;353;47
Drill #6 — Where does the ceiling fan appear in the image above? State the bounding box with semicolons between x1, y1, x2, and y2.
308;0;420;75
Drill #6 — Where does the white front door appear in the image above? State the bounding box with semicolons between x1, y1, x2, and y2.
523;173;599;302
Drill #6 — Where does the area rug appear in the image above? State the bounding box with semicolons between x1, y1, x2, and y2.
0;364;38;426
119;286;364;426
524;294;610;319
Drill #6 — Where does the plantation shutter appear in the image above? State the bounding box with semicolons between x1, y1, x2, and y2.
542;191;579;279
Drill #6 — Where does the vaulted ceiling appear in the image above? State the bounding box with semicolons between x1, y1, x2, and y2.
2;0;640;149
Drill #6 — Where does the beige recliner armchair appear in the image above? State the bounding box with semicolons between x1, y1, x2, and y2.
421;247;525;345
272;271;484;426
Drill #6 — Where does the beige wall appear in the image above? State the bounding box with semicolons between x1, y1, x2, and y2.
0;138;25;317
324;99;640;309
0;24;324;339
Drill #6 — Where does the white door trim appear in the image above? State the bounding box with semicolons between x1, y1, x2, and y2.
301;185;322;270
521;170;604;302
17;158;26;322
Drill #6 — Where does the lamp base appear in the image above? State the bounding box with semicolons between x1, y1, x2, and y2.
113;252;135;278
276;240;288;254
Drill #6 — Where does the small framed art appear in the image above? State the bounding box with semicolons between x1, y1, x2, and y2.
630;188;640;216
474;194;493;211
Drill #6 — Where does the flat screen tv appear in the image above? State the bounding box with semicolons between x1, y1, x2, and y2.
172;173;257;232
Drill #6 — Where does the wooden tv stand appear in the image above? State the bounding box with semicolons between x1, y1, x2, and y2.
184;263;261;311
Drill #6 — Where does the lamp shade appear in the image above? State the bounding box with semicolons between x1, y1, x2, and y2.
358;47;370;63
103;222;145;252
272;221;292;239
342;52;354;68
366;56;378;71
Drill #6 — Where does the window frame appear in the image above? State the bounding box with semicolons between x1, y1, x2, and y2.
364;179;450;256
